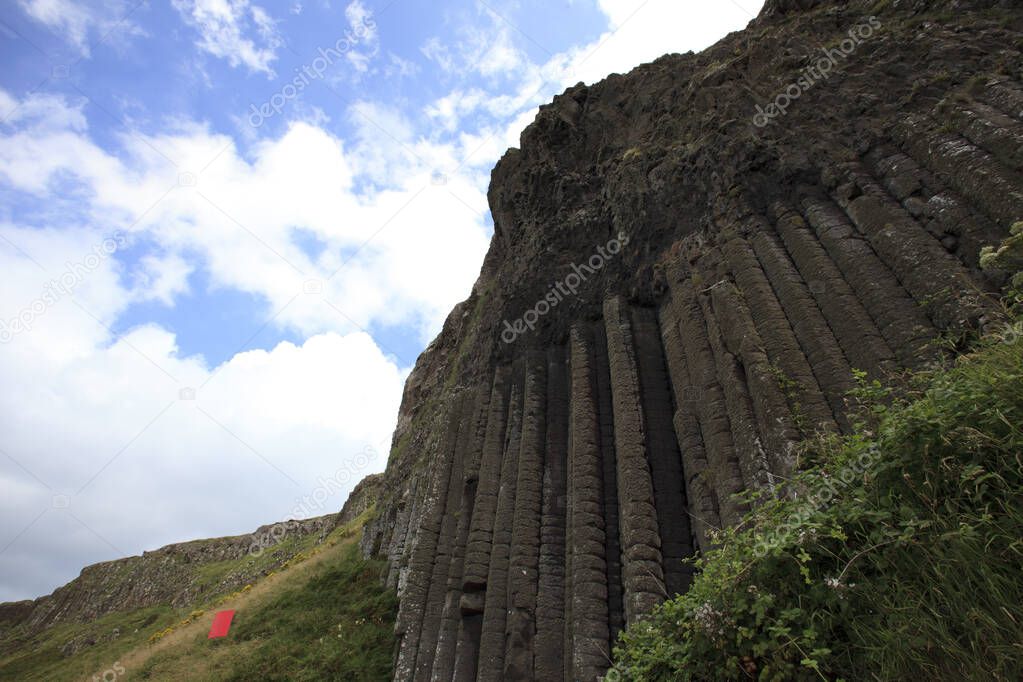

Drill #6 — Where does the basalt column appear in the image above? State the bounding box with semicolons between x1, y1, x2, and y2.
412;393;475;681
394;395;467;682
477;371;525;681
602;296;667;622
666;271;748;528
454;366;512;681
362;9;1023;680
593;326;624;643
630;307;695;596
533;347;569;682
658;302;722;553
504;354;548;679
566;324;611;681
431;383;492;682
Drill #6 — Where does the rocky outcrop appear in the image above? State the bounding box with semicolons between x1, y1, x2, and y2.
339;472;384;524
0;513;341;638
359;2;1021;680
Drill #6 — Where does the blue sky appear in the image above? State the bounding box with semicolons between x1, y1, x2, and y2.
0;0;761;601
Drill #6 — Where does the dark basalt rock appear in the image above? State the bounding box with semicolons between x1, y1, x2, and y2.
360;1;1023;679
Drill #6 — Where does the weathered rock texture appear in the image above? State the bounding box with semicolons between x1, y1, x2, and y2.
360;1;1022;679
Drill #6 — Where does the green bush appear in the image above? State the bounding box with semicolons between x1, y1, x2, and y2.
612;325;1023;681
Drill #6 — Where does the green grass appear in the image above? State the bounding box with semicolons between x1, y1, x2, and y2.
611;320;1023;681
210;542;396;682
125;516;396;682
0;515;396;681
0;605;179;681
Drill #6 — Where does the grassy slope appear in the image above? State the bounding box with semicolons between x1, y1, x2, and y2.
0;521;339;680
0;513;396;681
612;321;1023;681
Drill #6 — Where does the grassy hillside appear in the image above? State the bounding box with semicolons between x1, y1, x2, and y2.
611;317;1023;680
0;513;396;681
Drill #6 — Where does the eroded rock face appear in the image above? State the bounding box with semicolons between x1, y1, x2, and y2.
363;2;1022;679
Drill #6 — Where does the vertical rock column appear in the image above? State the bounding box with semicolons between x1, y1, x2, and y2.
658;303;722;553
769;201;896;380
566;325;611;681
504;354;548;679
800;193;938;368
665;272;747;528
603;296;667;623
477;371;524;681
593;328;624;643
413;393;475;681
431;383;492;682
706;280;800;482
721;235;838;434
394;400;465;682
748;229;857;432
533;347;569;682
454;366;512;681
630;307;695;596
693;273;773;492
386;475;422;590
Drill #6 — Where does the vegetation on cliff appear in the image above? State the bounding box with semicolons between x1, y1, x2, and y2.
0;513;396;681
611;316;1023;680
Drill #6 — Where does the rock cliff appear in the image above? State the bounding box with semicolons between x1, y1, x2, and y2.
358;1;1023;680
0;513;340;642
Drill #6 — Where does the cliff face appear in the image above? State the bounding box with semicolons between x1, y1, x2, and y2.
362;1;1023;680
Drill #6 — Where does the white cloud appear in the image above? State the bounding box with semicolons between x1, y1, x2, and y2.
425;89;488;133
419;11;531;82
331;0;380;76
0;87;491;599
420;36;456;74
131;253;194;306
172;0;283;77
0;90;491;343
0;0;767;603
0;322;406;601
384;52;420;79
548;0;763;86
18;0;93;53
473;24;527;78
17;0;146;57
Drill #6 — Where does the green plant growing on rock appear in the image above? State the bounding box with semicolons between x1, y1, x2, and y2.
980;222;1023;302
611;320;1023;681
769;363;807;434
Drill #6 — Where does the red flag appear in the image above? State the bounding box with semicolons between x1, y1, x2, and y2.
208;610;236;639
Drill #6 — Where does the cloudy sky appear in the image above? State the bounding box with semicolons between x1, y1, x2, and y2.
0;0;762;602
